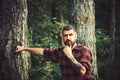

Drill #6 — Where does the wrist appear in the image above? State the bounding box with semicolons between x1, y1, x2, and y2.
23;47;28;51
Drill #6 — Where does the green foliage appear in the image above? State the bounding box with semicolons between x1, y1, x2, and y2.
96;28;110;60
97;60;120;80
29;55;62;80
27;0;68;79
96;28;111;80
28;17;65;80
96;28;120;80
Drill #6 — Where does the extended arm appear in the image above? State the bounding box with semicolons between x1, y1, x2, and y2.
15;46;44;56
63;46;86;76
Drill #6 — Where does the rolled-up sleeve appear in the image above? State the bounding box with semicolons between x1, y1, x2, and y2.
79;46;93;71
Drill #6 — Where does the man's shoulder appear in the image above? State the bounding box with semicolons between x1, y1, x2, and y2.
75;44;91;54
76;43;89;49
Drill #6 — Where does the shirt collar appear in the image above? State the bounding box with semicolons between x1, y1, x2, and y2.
72;43;81;50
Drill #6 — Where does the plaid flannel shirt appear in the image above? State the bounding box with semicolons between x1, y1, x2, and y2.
43;44;94;80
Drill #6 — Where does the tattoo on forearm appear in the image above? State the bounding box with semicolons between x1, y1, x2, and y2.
70;58;83;73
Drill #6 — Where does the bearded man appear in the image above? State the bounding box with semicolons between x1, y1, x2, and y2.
16;24;94;80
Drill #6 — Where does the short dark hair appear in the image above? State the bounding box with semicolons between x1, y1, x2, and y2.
62;24;76;33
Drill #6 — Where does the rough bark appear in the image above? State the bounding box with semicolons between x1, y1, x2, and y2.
68;0;98;79
0;0;30;80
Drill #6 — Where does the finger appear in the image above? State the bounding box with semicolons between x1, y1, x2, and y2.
15;50;18;52
16;47;18;50
15;48;19;52
15;50;21;53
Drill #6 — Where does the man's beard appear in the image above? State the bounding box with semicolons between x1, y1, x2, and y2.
64;40;75;47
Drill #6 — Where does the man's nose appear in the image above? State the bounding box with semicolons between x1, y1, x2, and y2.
67;35;71;40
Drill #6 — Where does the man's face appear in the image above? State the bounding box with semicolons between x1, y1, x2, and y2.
62;29;77;46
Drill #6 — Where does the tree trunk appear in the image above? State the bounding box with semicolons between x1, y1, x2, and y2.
0;0;30;80
115;0;120;64
108;0;116;62
115;1;120;80
68;0;98;79
51;0;64;23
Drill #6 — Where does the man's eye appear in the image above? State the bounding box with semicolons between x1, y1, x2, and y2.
64;35;67;37
69;34;73;36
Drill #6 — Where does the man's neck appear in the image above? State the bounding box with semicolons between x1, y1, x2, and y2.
72;43;77;49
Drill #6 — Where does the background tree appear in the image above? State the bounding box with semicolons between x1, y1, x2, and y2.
116;0;120;64
50;0;64;23
95;0;120;80
108;0;116;62
68;0;98;79
0;0;30;80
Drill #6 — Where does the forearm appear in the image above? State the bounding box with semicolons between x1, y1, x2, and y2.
23;48;44;56
69;57;86;76
15;45;44;56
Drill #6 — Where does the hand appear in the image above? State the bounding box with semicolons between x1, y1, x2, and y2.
15;46;24;52
63;45;73;58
